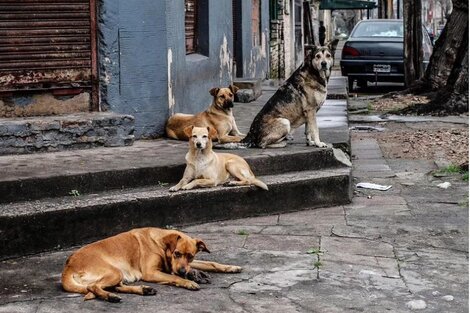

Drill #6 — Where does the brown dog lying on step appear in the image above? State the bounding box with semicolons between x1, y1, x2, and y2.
61;227;241;302
165;85;244;143
169;126;268;191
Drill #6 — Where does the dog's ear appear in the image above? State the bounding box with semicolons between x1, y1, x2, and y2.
195;238;210;253
184;125;194;138
327;39;339;53
209;87;220;97
228;84;239;94
207;126;217;139
163;233;181;252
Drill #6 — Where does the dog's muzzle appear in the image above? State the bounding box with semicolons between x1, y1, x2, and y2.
196;142;202;149
321;61;328;71
224;100;234;109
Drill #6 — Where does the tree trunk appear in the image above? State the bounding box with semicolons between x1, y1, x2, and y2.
429;34;469;113
423;0;468;89
403;0;423;87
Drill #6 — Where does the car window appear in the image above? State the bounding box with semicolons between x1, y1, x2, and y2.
352;22;403;38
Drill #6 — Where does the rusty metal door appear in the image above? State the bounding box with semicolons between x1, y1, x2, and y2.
0;0;98;110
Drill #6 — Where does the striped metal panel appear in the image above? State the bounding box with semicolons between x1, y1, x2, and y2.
0;0;96;92
185;0;197;54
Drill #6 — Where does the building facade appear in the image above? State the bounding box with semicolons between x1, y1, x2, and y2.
0;0;270;140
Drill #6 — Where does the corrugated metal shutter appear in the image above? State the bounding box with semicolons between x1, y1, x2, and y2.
0;0;98;107
185;0;197;54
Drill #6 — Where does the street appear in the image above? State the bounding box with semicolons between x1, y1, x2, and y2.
0;81;468;312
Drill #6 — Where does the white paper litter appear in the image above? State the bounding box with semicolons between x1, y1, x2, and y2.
356;182;392;191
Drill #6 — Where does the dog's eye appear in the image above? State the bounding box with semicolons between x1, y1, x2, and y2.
326;54;331;58
315;54;321;59
202;135;208;138
192;135;197;138
188;256;194;262
174;252;181;258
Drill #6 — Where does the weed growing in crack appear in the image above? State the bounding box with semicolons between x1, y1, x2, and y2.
433;165;468;181
69;190;80;197
157;181;169;187
307;248;324;280
237;229;249;236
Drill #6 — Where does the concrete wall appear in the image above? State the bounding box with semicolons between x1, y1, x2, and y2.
99;0;270;138
99;0;168;138
237;0;270;79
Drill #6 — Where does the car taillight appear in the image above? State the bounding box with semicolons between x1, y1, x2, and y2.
342;46;361;57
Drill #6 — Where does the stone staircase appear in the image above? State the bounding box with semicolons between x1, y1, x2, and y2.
0;79;352;260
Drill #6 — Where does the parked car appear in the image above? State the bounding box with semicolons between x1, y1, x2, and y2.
340;19;433;91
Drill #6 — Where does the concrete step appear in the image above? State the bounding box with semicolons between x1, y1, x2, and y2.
0;168;351;259
0;144;347;204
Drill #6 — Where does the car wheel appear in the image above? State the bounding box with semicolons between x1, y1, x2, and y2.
348;77;354;92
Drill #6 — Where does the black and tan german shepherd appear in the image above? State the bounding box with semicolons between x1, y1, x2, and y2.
230;40;338;149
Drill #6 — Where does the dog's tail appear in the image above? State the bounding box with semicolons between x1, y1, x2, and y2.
213;142;249;150
61;265;90;297
250;178;269;191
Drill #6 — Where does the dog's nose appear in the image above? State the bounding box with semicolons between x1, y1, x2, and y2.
196;142;202;148
225;100;234;108
178;268;186;276
321;61;327;67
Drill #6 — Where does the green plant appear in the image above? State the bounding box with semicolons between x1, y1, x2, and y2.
441;165;461;174
69;190;80;197
313;261;323;280
306;248;324;255
307;247;324;280
157;181;169;187
433;165;468;180
237;229;249;236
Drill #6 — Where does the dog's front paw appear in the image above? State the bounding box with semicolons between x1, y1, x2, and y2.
142;286;157;296
181;184;193;190
187;269;211;284
226;265;242;273
169;185;180;192
182;280;200;290
307;140;327;148
107;293;122;303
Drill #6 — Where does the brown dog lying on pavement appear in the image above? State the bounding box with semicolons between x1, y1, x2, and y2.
169;126;268;192
165;85;245;143
61;227;242;302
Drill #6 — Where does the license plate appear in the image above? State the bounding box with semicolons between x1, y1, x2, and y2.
373;64;391;73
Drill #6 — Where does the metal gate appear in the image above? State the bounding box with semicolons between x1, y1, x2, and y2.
0;0;98;110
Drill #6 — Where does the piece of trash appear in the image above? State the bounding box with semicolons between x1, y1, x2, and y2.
367;195;372;199
356;182;392;191
437;182;451;189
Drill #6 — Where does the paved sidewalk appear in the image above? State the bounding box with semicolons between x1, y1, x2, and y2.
0;116;467;312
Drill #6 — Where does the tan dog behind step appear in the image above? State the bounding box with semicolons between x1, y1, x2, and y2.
61;227;242;302
169;126;268;191
166;85;244;143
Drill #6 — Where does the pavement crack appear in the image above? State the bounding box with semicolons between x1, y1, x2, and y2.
392;245;413;295
330;227;382;241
